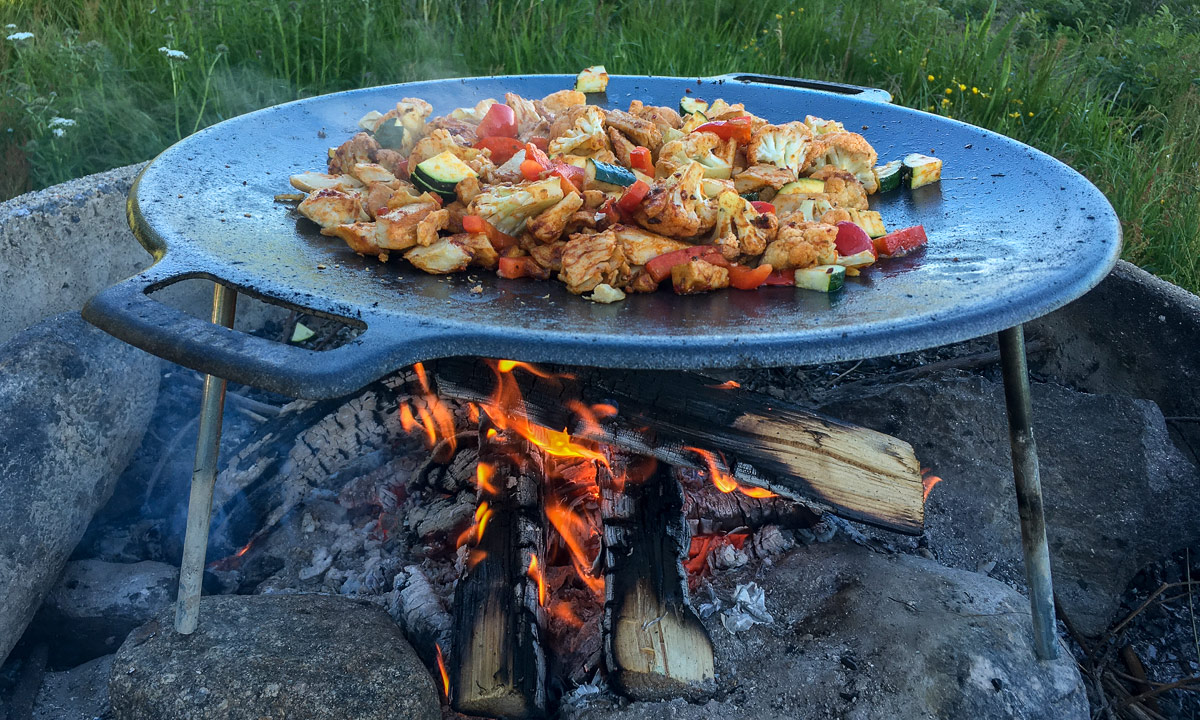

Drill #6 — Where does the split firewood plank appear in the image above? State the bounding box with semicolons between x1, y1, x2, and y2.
450;411;547;718
433;358;924;535
600;455;715;701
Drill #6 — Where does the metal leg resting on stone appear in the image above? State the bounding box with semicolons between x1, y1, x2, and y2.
998;324;1058;661
174;283;238;634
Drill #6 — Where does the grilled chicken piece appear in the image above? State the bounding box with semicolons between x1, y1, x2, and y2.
761;220;838;270
733;163;797;195
290;172;363;193
328;132;380;175
582;190;607;210
634;162;712;238
456;176;483;205
528;193;585;243
416;208;450;247
807;166;868;210
608;126;637;168
424;116;479;145
298;188;368;229
541;89;587;115
605;108;662;151
365;182;396;219
405;233;497;274
629;100;683;131
671;258;729;295
506;92;551;140
558;229;630;294
612;224;689;265
564;209;602;235
374;149;407;179
627;268;661;293
529;241;567;272
324;222;381;257
375;196;442;251
349;163;397;185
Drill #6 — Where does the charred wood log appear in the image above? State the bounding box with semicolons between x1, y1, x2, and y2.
679;470;820;535
390;564;454;671
450;412;547;718
600;455;715;701
433;358;924;535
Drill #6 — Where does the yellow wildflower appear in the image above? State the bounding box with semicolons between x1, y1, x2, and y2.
972;87;979;94
927;74;935;81
1028;111;1034;117
944;88;952;95
941;98;950;105
775;13;782;19
958;83;966;91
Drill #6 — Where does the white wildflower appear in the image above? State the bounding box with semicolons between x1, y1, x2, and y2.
158;46;189;61
6;31;34;42
52;128;65;138
4;24;16;30
48;117;76;129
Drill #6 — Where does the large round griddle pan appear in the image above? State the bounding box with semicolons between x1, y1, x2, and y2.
83;74;1121;399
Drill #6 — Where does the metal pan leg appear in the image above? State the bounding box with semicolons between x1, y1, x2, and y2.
174;283;238;634
997;325;1058;660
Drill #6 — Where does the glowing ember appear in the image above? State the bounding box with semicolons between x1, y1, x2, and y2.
467;548;489;569
475;462;499;495
545;501;605;596
398;362;458;455
550;600;583;629
922;469;943;502
707;380;741;390
685;446;777;499
434;643;450;699
527;554;547;606
233;538;254;558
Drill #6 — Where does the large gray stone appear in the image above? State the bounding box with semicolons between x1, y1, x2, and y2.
563;540;1086;720
0;313;160;665
821;372;1200;637
31;559;177;665
33;654;114;720
109;594;441;720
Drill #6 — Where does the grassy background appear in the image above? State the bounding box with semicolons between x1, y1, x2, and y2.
2;0;1198;292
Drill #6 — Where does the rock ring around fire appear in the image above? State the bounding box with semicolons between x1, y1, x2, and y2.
109;594;440;720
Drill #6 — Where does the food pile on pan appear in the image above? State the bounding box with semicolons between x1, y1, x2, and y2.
287;66;941;303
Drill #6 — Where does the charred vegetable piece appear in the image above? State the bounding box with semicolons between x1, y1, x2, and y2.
474;136;526;165
762;269;795;286
846;209;887;238
576;66;609;93
615;179;651;215
728;263;774;290
795;264;846;292
874;225;929;257
777;178;825;195
498;256;551;279
645;245;726;283
874;159;903;193
629;146;653;174
412;151;477;202
679;97;708;116
692;117;752;144
903;153;943;189
834;221;875;257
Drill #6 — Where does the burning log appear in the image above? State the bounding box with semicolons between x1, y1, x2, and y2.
433;358;925;535
599;455;715;701
450;411;547;718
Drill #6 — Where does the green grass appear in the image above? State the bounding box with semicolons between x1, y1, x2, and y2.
2;0;1198;292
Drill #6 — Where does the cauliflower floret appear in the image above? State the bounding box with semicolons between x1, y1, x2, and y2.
587;283;627;303
671;258;729;295
558;229;630;294
604;108;662;151
407;129;494;175
468;177;565;236
806;166;868;210
328;132;380;174
634;161;712;238
804;115;845;136
747;122;813;176
774;195;833;222
448;98;498;124
612;225;690;265
710;190;778;260
541;89;587;115
528;192;585;243
806;132;879;193
298;188;368;229
549;105;609;156
733;164;797;195
506;92;550;140
655;133;736;179
761;220;838;270
405;232;497;274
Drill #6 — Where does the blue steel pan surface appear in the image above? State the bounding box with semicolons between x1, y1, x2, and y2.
83;74;1121;399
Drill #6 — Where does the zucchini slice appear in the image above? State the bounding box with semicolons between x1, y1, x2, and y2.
412;151;477;202
576;66;609;93
795;264;846;292
777;178;826;195
903;153;943;190
847;209;887;238
874;159;903;193
586;158;637;192
739;191;760;202
679;97;709;116
373;118;410;151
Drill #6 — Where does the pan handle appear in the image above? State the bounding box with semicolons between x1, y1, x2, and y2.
82;257;442;400
710;74;893;104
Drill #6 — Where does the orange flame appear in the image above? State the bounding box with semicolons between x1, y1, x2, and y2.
685;446;776;499
434;644;450;700
545;501;605;596
233;538;254;558
468;548;488;569
527;554;547;606
456;501;493;549
922;468;943;502
707;380;741;390
475;462;499;495
551;600;583;629
399;362;458;455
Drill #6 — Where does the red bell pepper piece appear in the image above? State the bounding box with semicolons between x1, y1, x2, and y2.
762;269;795;286
520;158;547;181
692;116;753;144
728;263;774;290
528;136;550;152
750;200;776;215
873;225;929;257
629;146;653;174
498;256;550;280
463;214;517;251
615;179;651;215
525;142;551;168
600;197;622;226
473;136;525;165
645;245;726;283
477;103;518;138
834;221;876;258
545;162;585;194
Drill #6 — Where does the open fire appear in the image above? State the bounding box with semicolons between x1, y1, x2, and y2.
374;358;940;718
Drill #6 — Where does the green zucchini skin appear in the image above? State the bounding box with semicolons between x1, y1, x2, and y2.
412;151;476;202
795;264;846;292
874;159;903;193
778;178;825;195
903;153;943;189
586;158;637;191
679;97;709;116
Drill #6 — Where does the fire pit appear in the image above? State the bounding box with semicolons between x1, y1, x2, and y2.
82;73;1120;716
